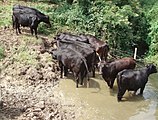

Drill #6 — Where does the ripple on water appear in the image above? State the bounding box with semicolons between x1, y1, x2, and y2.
58;73;158;120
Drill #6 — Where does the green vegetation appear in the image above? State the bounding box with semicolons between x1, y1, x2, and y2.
0;2;12;27
137;0;158;64
0;0;158;64
12;43;39;66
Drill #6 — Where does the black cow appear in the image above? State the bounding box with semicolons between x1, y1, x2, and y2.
51;47;89;88
53;39;97;78
12;5;51;38
102;57;136;89
117;64;157;101
54;32;89;44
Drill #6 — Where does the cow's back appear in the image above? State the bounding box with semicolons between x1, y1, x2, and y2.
111;57;136;72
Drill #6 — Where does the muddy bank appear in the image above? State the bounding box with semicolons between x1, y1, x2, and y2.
0;28;75;120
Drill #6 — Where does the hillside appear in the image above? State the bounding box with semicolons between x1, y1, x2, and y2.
0;26;78;119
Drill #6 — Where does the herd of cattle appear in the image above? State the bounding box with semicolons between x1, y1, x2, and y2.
11;5;157;101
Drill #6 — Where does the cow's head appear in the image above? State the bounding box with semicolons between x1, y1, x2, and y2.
43;15;51;28
101;63;111;86
146;64;157;74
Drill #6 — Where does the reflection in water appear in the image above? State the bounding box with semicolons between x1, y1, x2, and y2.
58;73;158;120
129;101;157;120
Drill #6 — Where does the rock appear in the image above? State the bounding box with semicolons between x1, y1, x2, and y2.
34;101;45;110
26;67;43;81
19;66;30;75
33;108;42;112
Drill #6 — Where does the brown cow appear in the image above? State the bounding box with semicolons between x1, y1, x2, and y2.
101;57;136;89
79;34;109;61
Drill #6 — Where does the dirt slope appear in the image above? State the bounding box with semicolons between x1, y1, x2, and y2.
0;28;75;120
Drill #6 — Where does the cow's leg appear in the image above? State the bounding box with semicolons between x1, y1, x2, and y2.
117;88;126;102
80;69;86;85
30;28;34;35
15;26;18;35
103;76;110;87
15;23;20;35
18;28;21;34
64;66;68;76
17;23;21;34
76;77;79;88
34;28;38;39
80;72;84;85
140;86;145;95
105;79;110;88
110;78;115;89
74;73;79;88
87;72;90;88
59;62;63;78
92;66;95;77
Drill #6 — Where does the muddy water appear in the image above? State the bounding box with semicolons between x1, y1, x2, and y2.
57;72;158;120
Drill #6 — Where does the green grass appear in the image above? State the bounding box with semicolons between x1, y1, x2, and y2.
0;1;12;27
145;55;158;65
13;45;39;65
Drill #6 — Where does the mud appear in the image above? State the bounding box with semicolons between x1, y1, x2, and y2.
0;28;75;120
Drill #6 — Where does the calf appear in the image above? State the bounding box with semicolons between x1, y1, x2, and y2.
117;64;157;101
50;47;89;88
102;57;136;89
12;5;51;38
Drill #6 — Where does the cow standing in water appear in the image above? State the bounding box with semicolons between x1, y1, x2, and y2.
50;47;90;88
117;64;157;101
53;34;97;78
101;57;136;89
12;5;51;38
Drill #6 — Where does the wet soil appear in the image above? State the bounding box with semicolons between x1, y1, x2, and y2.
0;28;75;120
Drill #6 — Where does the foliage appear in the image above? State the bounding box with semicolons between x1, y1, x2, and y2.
13;45;38;65
142;0;158;64
0;2;12;27
49;0;148;57
146;2;158;56
0;0;155;59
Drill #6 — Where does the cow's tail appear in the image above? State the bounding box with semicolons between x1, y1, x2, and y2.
74;50;90;78
82;57;90;87
82;57;90;79
78;55;90;87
